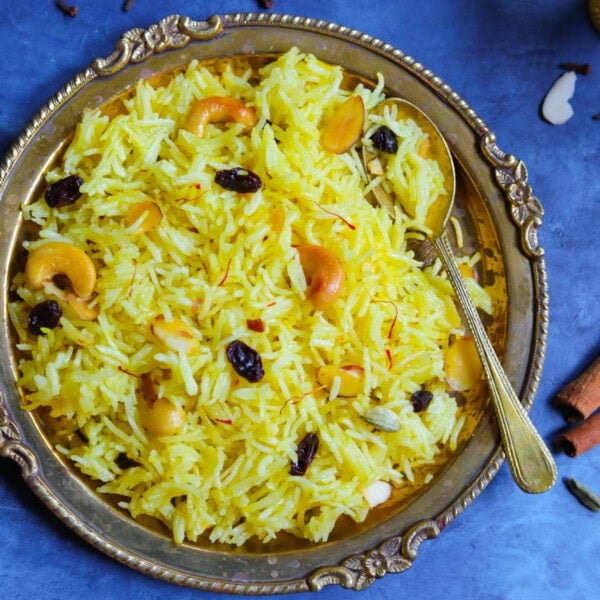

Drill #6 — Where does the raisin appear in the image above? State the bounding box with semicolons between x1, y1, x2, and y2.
115;453;139;469
290;432;319;476
45;175;84;208
28;300;62;335
226;340;265;382
370;126;398;154
215;167;262;193
411;390;433;413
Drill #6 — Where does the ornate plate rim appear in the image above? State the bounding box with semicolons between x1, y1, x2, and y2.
0;12;548;594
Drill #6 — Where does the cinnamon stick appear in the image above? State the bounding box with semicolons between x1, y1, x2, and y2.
554;355;600;422
555;411;600;457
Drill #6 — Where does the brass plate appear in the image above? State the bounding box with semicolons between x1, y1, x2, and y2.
0;13;548;594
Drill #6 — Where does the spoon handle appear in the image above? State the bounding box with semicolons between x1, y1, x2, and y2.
434;233;557;493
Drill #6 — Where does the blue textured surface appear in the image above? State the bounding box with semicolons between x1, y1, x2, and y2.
1;1;599;599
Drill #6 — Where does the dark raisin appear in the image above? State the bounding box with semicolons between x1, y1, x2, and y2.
226;340;265;382
44;175;84;208
215;167;262;193
28;300;62;335
115;453;139;469
290;432;319;476
370;126;398;154
411;390;433;413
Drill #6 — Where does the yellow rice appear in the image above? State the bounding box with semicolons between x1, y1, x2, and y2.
10;48;491;546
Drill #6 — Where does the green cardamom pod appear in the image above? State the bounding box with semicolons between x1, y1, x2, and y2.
361;406;401;432
565;478;600;512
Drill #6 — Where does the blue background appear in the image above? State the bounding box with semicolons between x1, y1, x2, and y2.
1;1;599;599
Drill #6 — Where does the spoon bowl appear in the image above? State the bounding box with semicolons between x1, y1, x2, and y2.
363;98;557;494
363;98;454;237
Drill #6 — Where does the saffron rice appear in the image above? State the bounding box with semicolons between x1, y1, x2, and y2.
10;48;491;546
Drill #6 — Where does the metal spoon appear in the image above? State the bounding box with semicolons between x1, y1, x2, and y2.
363;98;557;493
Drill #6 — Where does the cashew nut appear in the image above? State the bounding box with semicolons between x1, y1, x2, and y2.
296;244;345;311
25;241;98;320
124;201;163;233
150;315;201;355
26;242;96;297
316;364;364;397
139;373;186;437
185;96;258;138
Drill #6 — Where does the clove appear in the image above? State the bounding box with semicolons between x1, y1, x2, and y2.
559;63;592;76
56;0;79;17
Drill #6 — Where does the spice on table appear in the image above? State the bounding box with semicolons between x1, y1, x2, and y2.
122;0;136;11
56;0;79;17
565;478;600;512
559;63;592;75
555;411;600;457
554;355;600;422
541;71;577;125
593;113;600;121
259;0;274;8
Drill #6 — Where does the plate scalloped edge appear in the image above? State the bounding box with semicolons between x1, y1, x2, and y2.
0;12;548;594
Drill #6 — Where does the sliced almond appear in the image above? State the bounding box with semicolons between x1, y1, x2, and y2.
458;263;478;282
124;201;163;233
417;138;431;158
316;364;364;397
270;203;286;236
321;96;365;154
150;315;201;355
367;157;385;176
363;480;392;508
